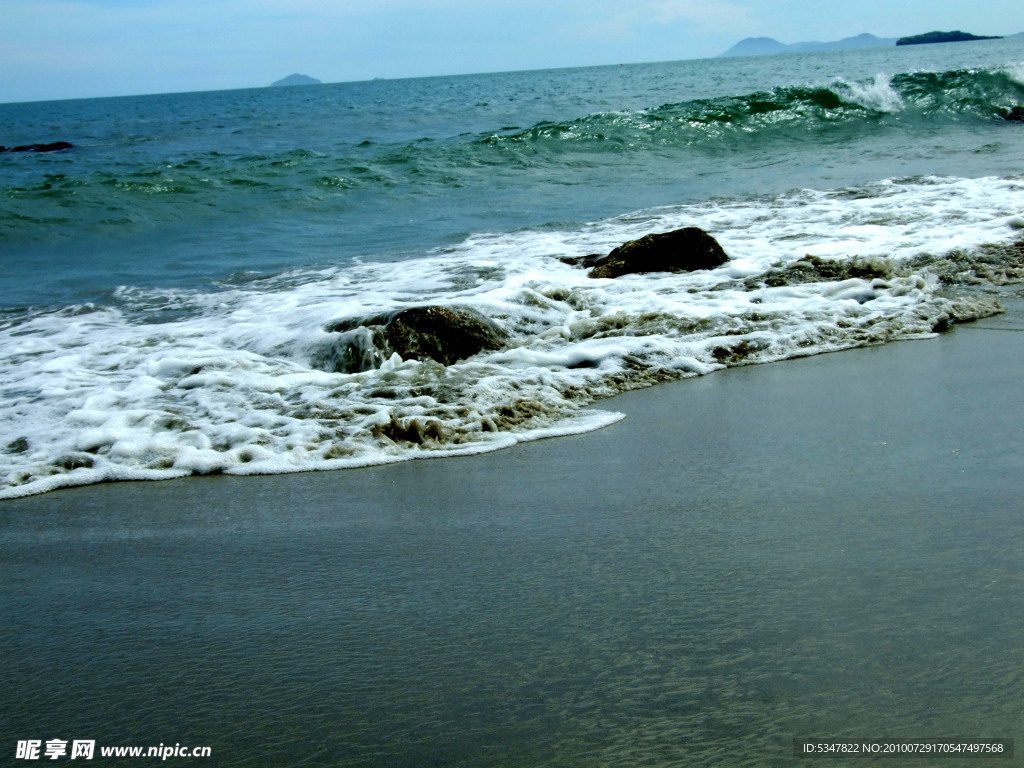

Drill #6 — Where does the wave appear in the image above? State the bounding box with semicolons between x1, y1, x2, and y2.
4;66;1023;233
482;67;1024;151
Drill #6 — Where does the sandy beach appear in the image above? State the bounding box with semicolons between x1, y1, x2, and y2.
2;294;1022;766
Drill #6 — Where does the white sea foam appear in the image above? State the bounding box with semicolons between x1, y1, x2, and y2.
835;75;905;113
1003;61;1024;86
2;174;1022;498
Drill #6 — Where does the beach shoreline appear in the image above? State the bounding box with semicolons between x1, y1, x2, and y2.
2;292;1022;766
5;291;1022;513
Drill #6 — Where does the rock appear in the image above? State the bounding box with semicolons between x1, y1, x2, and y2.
0;141;73;153
319;306;507;371
373;416;448;445
586;227;729;279
4;437;29;454
1004;106;1024;122
558;253;603;268
748;254;893;289
375;306;507;365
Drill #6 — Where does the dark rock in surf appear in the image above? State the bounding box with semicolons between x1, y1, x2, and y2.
585;227;730;279
4;437;30;454
373;416;448;445
1004;106;1024;122
375;306;507;365
319;306;507;372
0;141;73;153
748;254;893;289
559;253;604;268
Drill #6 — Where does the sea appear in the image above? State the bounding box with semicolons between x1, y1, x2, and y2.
3;38;1024;498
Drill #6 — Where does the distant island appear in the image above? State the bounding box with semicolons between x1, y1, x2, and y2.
271;74;322;87
896;31;1002;46
719;33;896;58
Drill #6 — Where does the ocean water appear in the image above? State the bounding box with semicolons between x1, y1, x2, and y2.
3;38;1024;497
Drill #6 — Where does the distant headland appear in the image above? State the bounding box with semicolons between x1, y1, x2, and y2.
720;30;1010;58
896;31;1002;46
719;33;896;57
270;74;322;87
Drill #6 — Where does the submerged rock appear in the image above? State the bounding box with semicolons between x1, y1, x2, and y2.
0;141;73;153
1003;106;1024;122
906;239;1024;285
373;416;448;445
4;437;29;454
319;306;507;372
582;227;730;279
748;254;894;289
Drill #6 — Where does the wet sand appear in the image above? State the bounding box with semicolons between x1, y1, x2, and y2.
2;295;1023;767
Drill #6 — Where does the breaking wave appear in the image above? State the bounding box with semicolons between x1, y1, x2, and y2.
4;66;1024;243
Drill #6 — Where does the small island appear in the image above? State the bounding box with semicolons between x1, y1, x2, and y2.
896;30;1002;46
271;73;322;87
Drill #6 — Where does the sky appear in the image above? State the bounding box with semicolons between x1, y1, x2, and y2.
2;0;1023;103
